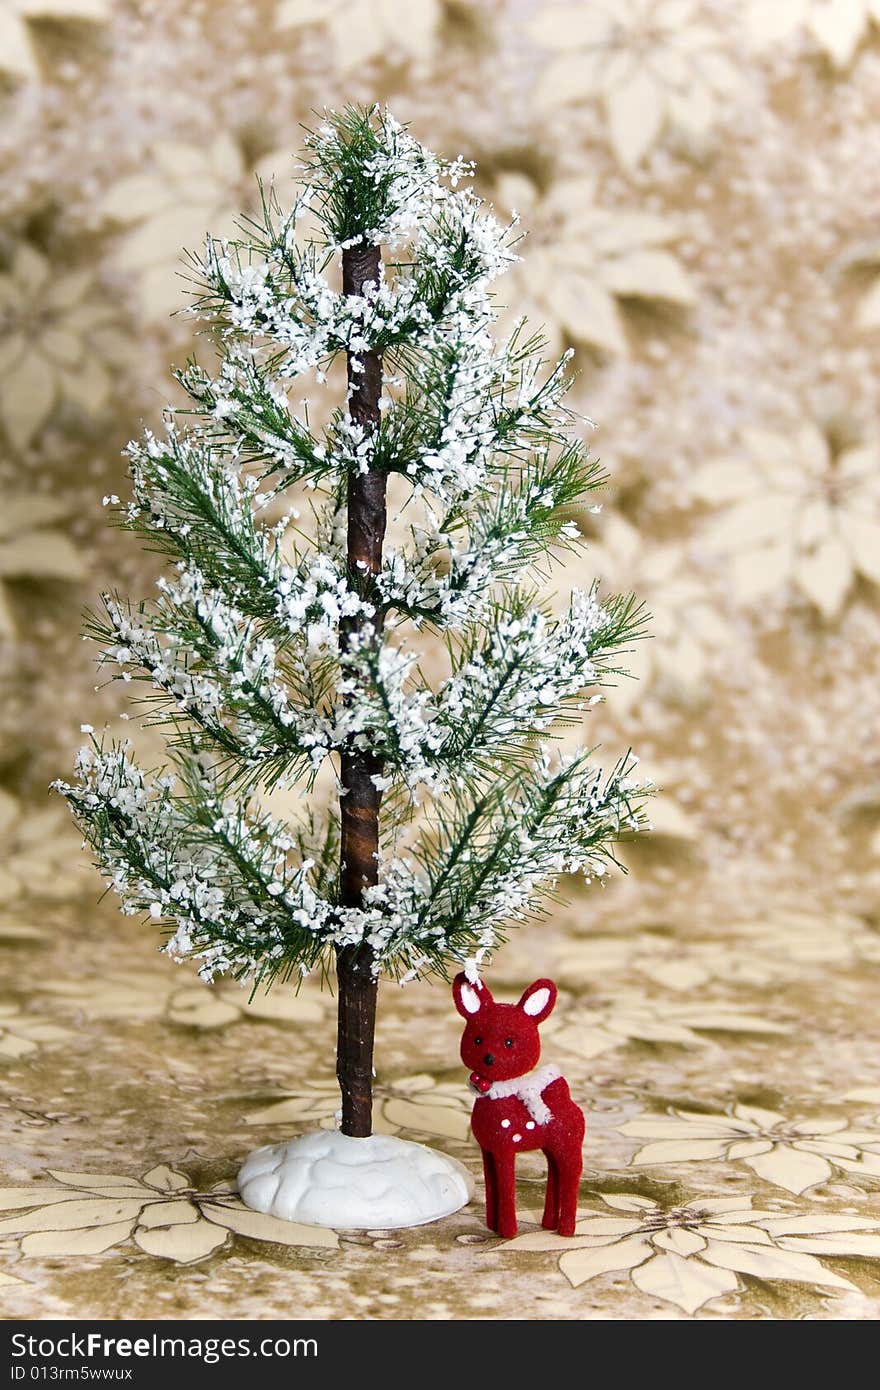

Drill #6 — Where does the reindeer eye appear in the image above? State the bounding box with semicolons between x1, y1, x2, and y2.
474;1036;482;1045
504;1038;514;1048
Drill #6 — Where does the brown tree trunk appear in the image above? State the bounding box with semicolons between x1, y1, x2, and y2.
336;241;385;1138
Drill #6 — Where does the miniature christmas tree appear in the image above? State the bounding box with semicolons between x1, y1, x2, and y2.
55;108;647;1224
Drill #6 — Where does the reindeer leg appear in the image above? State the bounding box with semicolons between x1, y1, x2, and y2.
541;1149;559;1231
494;1150;518;1239
555;1151;583;1237
481;1150;499;1232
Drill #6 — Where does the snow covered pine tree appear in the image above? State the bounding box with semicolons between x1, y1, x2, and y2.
56;108;648;1227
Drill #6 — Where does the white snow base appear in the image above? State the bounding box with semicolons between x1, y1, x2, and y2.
237;1130;474;1230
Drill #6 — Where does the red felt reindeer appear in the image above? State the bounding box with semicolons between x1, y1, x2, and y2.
453;973;585;1239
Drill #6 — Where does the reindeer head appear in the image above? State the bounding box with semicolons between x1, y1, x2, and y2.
452;974;558;1085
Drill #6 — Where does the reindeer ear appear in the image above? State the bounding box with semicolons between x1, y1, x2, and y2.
517;978;557;1024
452;972;492;1019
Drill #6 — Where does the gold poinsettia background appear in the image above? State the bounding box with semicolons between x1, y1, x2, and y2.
1;0;880;1321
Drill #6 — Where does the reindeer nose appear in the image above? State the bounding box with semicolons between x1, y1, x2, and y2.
483;1052;495;1066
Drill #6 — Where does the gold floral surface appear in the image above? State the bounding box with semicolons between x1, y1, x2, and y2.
1;0;879;1321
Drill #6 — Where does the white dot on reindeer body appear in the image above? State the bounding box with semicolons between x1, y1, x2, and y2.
500;1119;510;1129
512;1134;522;1143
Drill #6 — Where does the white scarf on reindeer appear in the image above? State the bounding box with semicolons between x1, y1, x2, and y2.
484;1064;561;1125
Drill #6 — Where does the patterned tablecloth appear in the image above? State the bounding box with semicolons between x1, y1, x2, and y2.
0;816;878;1319
1;0;880;1320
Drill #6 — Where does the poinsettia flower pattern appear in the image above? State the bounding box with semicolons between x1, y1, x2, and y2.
0;803;89;907
41;969;328;1032
549;992;789;1060
505;1193;880;1314
558;512;733;708
553;909;880;993
692;424;880;619
277;0;441;74
843;238;880;332
619;1104;880;1194
167;979;327;1030
733;909;880;970
0;1165;337;1263
0;0;110;85
0;1006;69;1061
746;0;880;69
527;0;741;169
98;138;295;323
0;246;124;451
245;1074;471;1144
0;497;87;639
491;174;696;359
555;932;776;993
